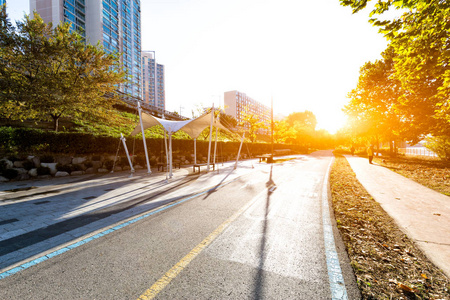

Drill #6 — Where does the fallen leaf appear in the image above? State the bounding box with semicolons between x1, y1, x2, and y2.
433;213;441;216
398;283;417;293
421;273;428;279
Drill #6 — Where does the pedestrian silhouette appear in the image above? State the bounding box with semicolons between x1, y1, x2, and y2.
367;145;374;164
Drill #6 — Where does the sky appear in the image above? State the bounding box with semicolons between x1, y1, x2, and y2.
7;0;389;133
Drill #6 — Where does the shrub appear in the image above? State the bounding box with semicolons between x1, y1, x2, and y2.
3;168;18;180
37;166;51;176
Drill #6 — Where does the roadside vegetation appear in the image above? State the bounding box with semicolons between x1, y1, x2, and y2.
330;154;450;299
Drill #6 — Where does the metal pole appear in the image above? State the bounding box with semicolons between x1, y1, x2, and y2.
207;105;214;172
194;138;197;165
169;133;173;178
271;96;274;162
235;132;245;169
137;102;151;174
213;126;218;169
120;133;135;175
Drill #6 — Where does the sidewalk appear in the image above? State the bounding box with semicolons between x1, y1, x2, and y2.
345;155;450;278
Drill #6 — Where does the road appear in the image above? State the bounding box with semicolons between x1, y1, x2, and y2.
0;151;360;299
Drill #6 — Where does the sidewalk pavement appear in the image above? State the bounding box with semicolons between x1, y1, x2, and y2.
345;155;450;278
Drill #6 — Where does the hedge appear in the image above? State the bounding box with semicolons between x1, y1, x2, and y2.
0;127;307;158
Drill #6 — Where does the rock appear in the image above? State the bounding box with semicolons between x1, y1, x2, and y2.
0;159;13;169
28;168;38;177
71;171;85;176
185;160;190;164
41;162;58;175
37;175;52;180
123;166;131;171
98;168;109;173
85;167;96;174
31;156;40;168
91;161;102;169
0;176;9;182
134;165;143;169
114;166;122;172
13;167;27;174
56;156;72;165
55;171;69;177
13;161;24;168
72;157;87;165
17;173;30;180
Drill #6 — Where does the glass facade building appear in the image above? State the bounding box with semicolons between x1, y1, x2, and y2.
31;0;142;98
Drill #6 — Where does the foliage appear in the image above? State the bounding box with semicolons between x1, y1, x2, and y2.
0;9;126;131
239;105;267;143
344;47;406;154
425;136;450;162
339;0;450;141
284;111;317;146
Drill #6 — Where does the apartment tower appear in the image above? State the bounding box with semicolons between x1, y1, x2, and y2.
141;51;165;110
30;0;142;98
224;90;270;133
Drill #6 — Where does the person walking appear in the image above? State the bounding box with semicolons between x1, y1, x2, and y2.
367;145;374;164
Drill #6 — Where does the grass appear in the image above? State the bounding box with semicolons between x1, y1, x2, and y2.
330;154;450;299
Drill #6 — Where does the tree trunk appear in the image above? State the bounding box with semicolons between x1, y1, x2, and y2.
51;114;60;132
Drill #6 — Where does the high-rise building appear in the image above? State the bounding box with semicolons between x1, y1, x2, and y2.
141;51;165;110
30;0;142;98
224;90;270;133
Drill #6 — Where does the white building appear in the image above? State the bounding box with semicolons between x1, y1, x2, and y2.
141;51;165;110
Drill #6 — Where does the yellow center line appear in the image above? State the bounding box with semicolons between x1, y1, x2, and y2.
137;188;267;300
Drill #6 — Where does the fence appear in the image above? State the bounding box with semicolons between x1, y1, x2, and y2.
398;147;438;157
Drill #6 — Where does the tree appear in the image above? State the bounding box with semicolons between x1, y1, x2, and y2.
344;47;405;154
340;0;450;137
284;111;317;146
239;106;267;143
0;10;126;131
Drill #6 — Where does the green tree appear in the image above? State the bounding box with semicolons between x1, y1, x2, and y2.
239;106;267;143
344;47;404;154
340;0;450;137
0;11;126;131
284;111;317;146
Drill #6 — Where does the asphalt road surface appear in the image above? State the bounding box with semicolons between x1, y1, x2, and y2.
0;151;360;299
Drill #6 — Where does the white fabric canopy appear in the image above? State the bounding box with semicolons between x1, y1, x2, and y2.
130;110;233;178
130;111;232;137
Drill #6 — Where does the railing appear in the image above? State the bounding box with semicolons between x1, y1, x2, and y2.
398;147;438;157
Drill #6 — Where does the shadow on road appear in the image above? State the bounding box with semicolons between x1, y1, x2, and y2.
253;163;276;299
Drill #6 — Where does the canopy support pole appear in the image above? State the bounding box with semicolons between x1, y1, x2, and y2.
164;129;169;181
213;126;218;170
194;139;197;165
169;133;173;178
137;102;151;174
207;105;214;172
235;132;245;169
120;133;135;177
